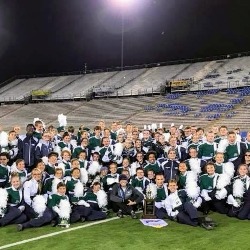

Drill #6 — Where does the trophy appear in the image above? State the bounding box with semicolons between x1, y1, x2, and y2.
143;184;157;219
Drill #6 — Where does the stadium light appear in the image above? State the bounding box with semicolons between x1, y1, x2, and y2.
108;0;136;71
109;0;134;9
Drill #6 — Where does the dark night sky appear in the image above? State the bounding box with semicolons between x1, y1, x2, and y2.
0;0;250;83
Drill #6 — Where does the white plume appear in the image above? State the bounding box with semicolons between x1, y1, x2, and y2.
223;162;235;178
130;162;138;177
32;195;47;217
58;114;67;127
217;139;228;153
10;162;17;172
186;171;198;183
53;145;62;156
233;179;244;198
113;143;124;156
0;188;8;209
33;118;46;129
186;183;200;199
58;199;71;219
52;178;62;195
56;163;65;175
70;140;77;149
88;161;101;176
0;131;8;147
74;181;84;198
216;174;231;190
96;189;108;208
80;167;88;184
116;128;125;135
151;123;157;130
42;156;48;165
189;159;201;174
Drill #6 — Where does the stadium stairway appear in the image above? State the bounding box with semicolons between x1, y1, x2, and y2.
49;75;83;94
0;79;26;96
193;61;219;82
0;77;56;101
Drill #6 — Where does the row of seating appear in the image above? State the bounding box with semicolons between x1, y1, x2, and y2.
230;98;244;104
206;113;221;120
200;103;234;112
165;93;182;99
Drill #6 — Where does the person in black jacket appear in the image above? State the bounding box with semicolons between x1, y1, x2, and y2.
110;174;144;219
17;124;38;173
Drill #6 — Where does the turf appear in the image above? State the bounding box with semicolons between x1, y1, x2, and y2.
0;213;249;250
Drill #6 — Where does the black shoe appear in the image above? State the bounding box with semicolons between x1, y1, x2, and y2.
117;210;124;218
102;207;109;214
51;220;57;227
80;217;86;223
204;217;218;227
203;210;209;215
200;222;214;230
131;211;137;219
170;216;178;222
16;224;23;231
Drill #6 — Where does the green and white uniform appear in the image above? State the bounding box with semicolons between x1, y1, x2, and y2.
0;165;9;187
198;142;217;160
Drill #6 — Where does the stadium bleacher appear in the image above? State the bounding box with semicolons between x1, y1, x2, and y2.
0;55;250;132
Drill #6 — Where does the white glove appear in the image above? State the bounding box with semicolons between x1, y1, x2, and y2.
11;147;18;157
215;188;227;200
204;196;212;201
201;190;211;201
170;211;179;217
18;206;25;212
227;194;236;205
115;156;123;164
233;201;240;208
161;201;166;209
193;197;202;208
193;202;199;208
107;178;116;186
78;200;90;207
154;201;163;209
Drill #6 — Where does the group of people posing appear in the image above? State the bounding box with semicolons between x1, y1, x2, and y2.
0;118;250;231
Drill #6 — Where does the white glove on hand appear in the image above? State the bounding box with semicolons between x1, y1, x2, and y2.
215;188;227;200
233;201;240;208
204;196;212;201
18;206;25;212
107;178;116;186
193;201;199;208
193;197;202;208
11;147;18;157
170;211;179;217
201;190;212;201
78;200;90;207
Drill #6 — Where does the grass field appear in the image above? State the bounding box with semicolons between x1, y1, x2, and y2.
0;213;249;250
